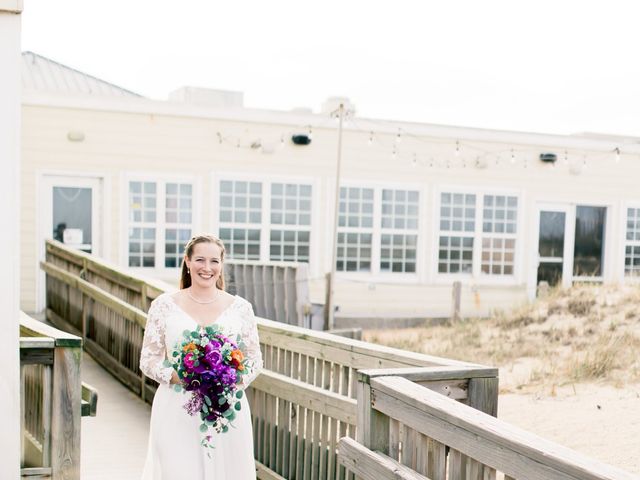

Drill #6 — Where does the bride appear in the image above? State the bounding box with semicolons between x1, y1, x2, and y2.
140;234;262;479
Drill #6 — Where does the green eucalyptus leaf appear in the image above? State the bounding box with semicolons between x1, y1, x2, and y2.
199;423;208;433
234;402;242;411
173;384;182;392
204;395;212;406
235;390;244;399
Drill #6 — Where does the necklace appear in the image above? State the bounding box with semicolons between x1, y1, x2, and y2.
186;288;220;304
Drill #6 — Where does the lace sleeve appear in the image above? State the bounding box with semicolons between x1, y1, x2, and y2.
140;295;174;385
238;299;263;388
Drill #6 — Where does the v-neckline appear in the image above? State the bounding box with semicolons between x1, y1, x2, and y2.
167;293;239;329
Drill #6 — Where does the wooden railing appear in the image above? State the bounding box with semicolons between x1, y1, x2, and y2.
41;239;498;480
339;376;638;480
41;240;640;480
19;312;98;480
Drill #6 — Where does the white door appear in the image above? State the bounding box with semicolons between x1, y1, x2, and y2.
533;203;608;293
534;204;573;289
37;175;104;310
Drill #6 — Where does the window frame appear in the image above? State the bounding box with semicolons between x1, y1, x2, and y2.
432;185;523;285
623;202;640;282
211;172;319;270
333;180;425;282
122;173;200;275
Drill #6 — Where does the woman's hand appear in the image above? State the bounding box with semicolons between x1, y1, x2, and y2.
169;370;181;385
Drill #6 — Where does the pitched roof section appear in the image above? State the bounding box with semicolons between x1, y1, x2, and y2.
22;51;143;98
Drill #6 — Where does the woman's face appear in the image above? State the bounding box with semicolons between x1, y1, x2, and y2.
185;241;223;289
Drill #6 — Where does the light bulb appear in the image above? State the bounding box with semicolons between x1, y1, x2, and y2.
615;147;621;163
396;130;402;143
455;140;460;157
368;132;373;146
510;149;515;164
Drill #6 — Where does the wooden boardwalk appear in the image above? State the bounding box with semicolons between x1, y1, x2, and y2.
80;353;150;480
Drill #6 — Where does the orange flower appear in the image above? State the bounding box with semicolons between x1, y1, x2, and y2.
183;342;197;353
231;349;245;371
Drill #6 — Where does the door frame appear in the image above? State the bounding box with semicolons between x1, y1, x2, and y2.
36;172;108;312
530;203;575;296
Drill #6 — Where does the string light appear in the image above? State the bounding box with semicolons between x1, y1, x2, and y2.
392;146;397;160
563;150;568;164
368;131;373;146
395;129;402;144
510;149;515;164
615;147;621;163
217;132;223;144
412;153;418;167
455;140;460;157
280;135;285;148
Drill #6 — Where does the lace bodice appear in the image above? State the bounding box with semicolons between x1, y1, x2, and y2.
139;293;263;388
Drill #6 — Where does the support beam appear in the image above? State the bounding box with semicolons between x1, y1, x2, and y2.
0;2;23;478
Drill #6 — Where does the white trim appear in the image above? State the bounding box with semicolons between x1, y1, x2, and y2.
121;172;200;277
621;202;640;283
211;171;320;272
36;171;107;312
432;185;524;286
334;179;425;280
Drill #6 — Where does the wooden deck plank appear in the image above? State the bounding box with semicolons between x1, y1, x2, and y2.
80;352;150;480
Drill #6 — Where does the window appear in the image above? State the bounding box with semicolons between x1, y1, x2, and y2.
269;183;312;262
128;180;194;268
438;191;518;277
337;186;420;273
219;180;262;260
380;189;419;273
481;195;517;275
438;193;475;273
218;179;313;262
573;206;606;277
625;207;640;277
337;187;374;272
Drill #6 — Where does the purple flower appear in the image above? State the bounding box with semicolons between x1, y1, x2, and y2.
184;393;203;416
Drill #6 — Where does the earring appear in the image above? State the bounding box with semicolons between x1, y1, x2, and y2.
187;268;190;274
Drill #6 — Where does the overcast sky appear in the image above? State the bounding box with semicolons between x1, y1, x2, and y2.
20;0;640;136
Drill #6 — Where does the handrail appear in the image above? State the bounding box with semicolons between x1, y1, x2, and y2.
349;375;639;480
41;240;499;480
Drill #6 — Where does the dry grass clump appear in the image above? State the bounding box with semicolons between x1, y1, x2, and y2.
363;284;640;392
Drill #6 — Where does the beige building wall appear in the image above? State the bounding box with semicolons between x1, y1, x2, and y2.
20;93;640;320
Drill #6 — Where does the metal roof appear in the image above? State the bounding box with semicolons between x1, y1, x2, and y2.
22;51;143;98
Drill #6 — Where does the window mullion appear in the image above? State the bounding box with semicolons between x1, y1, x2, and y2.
372;187;382;274
161;181;168;268
473;193;483;278
261;182;271;263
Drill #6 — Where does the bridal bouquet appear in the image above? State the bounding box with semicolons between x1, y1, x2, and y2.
168;325;251;450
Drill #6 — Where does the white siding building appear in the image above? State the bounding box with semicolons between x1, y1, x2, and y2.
20;52;640;322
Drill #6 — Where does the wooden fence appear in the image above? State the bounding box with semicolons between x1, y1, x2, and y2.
42;243;631;480
19;312;98;480
41;240;499;480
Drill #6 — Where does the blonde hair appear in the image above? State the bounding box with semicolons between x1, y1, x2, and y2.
179;234;226;290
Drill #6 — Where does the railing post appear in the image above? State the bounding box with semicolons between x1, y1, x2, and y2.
51;344;82;480
468;376;498;416
356;371;390;455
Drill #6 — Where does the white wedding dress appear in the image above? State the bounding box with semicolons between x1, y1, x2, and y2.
140;293;263;480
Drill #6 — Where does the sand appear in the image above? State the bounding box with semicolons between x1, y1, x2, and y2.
498;382;640;475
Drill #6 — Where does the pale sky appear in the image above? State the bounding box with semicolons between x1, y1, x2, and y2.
20;0;640;136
